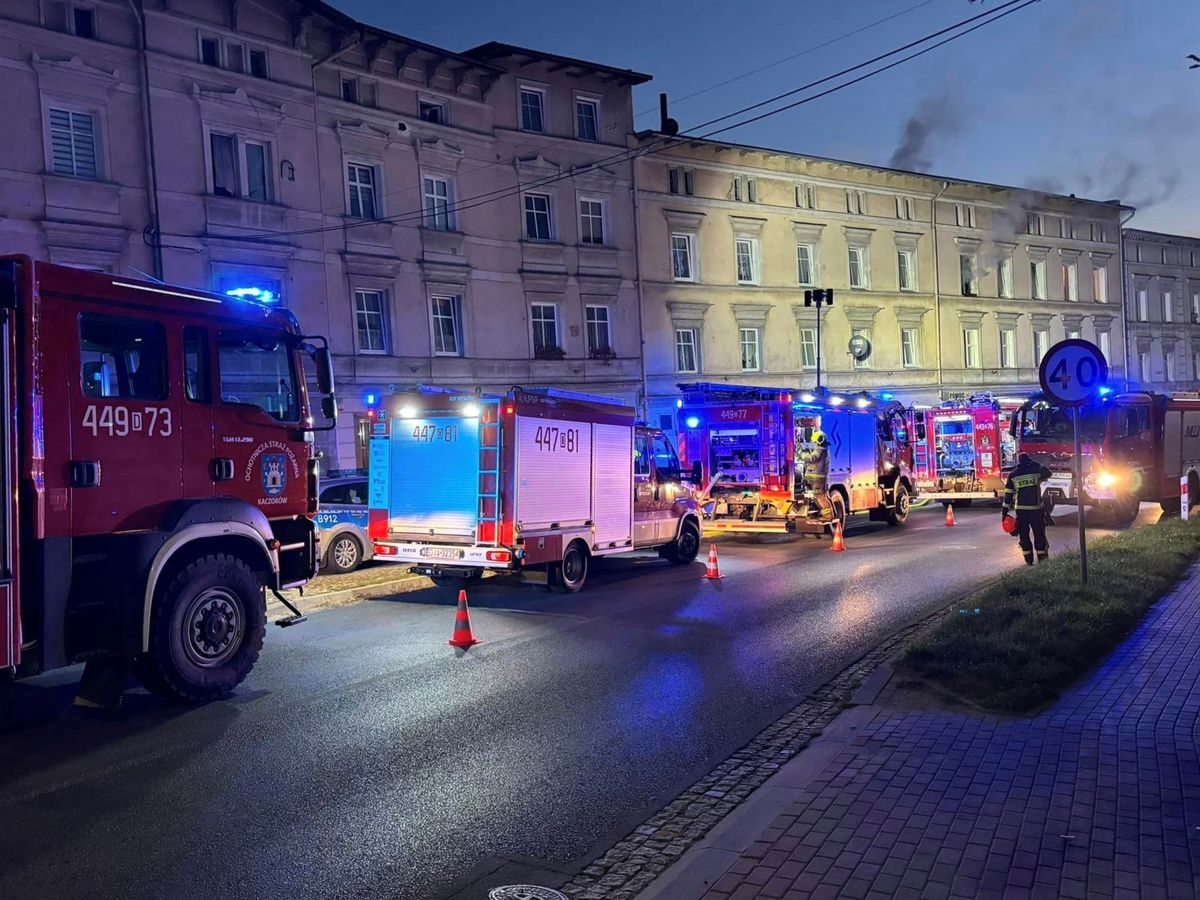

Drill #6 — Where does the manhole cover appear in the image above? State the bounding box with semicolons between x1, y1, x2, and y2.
489;887;568;900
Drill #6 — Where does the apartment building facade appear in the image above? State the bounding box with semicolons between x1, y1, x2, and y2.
1123;229;1200;392
0;0;648;467
634;136;1127;430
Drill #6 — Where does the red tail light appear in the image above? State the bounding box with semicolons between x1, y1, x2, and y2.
373;543;398;556
485;550;512;563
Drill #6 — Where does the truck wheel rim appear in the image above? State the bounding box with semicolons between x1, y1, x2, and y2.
563;551;584;584
897;492;909;517
184;588;245;668
333;537;358;569
680;527;699;557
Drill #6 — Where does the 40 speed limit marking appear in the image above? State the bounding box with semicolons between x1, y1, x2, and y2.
1038;338;1109;407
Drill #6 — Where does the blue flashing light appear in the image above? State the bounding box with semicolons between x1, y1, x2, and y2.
675;398;684;408
365;392;377;406
881;392;894;401
1097;385;1113;396
685;416;701;429
224;285;279;304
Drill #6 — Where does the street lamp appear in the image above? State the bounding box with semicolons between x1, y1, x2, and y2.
803;288;834;389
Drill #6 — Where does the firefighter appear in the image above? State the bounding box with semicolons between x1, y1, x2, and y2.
1002;452;1054;565
800;430;834;520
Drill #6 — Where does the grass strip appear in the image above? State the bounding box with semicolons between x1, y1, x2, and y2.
901;518;1200;713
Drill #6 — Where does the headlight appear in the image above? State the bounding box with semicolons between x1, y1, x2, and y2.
1094;470;1117;489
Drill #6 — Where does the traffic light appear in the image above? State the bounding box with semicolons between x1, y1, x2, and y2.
804;289;813;307
823;288;834;307
804;288;835;307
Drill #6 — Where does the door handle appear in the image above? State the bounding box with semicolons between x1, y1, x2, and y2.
71;460;101;488
212;458;235;482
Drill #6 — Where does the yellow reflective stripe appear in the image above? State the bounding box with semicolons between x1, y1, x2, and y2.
1012;474;1040;488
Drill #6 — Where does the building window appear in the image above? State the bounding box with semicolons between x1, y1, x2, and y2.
1093;264;1108;302
897;249;916;292
530;303;560;353
800;328;817;369
48;107;98;179
225;42;246;74
1162;248;1171;265
675;328;699;373
585;305;612;356
683;169;694;196
796;243;815;285
422;175;454;230
846;190;866;215
575;98;600;141
578;197;606;245
1192;289;1200;323
73;6;96;38
955;204;977;228
1098;331;1111;360
1136;288;1149;321
671;233;695;281
1139;351;1150;383
962;328;981;369
1027;213;1044;236
901;328;920;368
419;100;447;124
735;237;759;285
340;75;358;104
998;256;1014;299
1033;329;1050;365
740;328;761;372
1090;221;1106;242
848;246;868;289
523;193;553;241
895;196;915;220
795;183;815;209
249;49;269;79
1060;218;1074;239
999;328;1016;369
1066;328;1080;340
1030;259;1047;300
669;167;694;196
208;133;270;202
354;289;387;353
430;295;463;356
1163;290;1174;322
200;35;221;67
520;87;546;132
959;254;977;296
346;162;378;219
668;167;680;194
852;328;872;369
1063;261;1078;301
746;177;757;203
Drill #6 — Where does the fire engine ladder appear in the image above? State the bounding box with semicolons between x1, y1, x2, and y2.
477;401;502;546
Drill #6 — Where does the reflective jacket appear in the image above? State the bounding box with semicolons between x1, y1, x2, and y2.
1003;458;1053;511
800;445;829;485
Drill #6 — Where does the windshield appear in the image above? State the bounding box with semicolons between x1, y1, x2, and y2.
1018;403;1108;443
218;330;300;422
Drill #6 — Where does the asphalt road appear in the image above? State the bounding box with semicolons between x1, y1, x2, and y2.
0;503;1162;899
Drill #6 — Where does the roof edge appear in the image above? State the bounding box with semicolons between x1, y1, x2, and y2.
464;41;652;85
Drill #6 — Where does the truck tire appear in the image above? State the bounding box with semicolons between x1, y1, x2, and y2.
663;520;702;565
830;491;848;532
1109;496;1139;527
135;553;266;703
550;541;589;594
885;484;911;526
325;533;363;574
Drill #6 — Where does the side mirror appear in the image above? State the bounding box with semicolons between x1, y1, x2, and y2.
691;460;703;483
315;346;335;396
321;395;338;422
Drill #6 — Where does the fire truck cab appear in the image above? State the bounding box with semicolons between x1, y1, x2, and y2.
910;394;1019;504
676;383;915;535
0;257;336;704
367;387;702;592
1012;390;1200;524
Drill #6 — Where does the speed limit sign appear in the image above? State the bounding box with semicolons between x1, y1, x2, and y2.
1038;339;1109;407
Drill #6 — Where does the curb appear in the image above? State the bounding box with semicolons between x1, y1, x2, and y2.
266;572;431;617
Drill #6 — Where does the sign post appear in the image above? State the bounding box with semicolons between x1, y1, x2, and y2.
1182;475;1190;522
1038;339;1109;585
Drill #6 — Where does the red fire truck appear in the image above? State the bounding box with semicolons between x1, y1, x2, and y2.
675;383;914;534
367;387;702;592
1011;389;1200;524
0;257;336;704
910;394;1020;504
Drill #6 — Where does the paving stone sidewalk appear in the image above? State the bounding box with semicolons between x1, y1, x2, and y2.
644;567;1200;900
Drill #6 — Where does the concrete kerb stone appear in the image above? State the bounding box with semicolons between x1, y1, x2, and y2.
266;572;430;617
560;608;951;900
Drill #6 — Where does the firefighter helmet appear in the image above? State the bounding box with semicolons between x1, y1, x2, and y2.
1001;514;1017;535
811;430;827;446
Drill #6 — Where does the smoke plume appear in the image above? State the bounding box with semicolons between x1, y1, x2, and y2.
888;93;963;173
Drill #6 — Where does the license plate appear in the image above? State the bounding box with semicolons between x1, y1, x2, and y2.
420;547;464;560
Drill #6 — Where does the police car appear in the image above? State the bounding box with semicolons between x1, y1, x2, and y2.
316;477;374;573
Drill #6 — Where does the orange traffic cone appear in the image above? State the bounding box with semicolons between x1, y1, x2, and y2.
830;520;846;552
448;590;480;649
704;544;723;579
945;503;957;527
